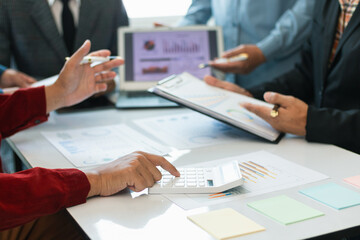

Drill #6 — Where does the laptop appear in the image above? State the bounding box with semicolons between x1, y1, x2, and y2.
115;26;224;108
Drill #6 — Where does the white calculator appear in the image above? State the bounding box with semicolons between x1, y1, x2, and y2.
149;161;243;194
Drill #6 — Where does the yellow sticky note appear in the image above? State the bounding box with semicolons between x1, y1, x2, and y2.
187;208;265;240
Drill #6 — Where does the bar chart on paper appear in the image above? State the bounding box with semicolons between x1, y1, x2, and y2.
164;151;329;210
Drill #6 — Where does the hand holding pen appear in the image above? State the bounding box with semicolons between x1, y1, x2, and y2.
199;53;248;69
65;56;123;64
206;44;266;74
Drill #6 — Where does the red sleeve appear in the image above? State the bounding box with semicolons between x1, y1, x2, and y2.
0;87;48;138
0;167;90;231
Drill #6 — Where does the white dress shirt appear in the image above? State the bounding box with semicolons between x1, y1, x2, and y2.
48;0;81;35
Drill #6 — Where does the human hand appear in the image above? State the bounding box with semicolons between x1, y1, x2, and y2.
85;151;180;197
45;40;124;113
0;69;36;88
204;75;253;97
210;44;266;74
153;22;168;27
242;92;308;136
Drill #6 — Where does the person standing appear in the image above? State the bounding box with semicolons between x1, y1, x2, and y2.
180;0;315;88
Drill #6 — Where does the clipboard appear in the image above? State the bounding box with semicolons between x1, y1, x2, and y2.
148;72;283;143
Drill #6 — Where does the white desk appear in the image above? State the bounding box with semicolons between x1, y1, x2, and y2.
8;108;360;240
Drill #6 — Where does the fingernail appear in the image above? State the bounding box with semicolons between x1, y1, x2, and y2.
81;40;89;48
264;92;274;101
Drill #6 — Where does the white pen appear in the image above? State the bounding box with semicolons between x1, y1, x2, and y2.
198;53;248;69
65;56;123;64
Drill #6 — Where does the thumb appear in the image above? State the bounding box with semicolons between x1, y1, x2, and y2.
223;45;246;58
263;92;291;107
69;40;91;65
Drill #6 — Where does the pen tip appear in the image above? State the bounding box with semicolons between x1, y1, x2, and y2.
198;63;208;69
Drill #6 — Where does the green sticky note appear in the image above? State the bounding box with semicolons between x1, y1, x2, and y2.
300;183;360;210
247;195;324;225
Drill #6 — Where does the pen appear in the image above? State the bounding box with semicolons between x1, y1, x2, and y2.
65;56;123;64
198;53;248;69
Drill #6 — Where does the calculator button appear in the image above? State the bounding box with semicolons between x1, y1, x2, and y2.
187;182;197;187
175;182;185;187
186;179;197;183
186;174;196;179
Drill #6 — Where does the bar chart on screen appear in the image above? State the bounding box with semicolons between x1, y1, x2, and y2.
164;151;329;210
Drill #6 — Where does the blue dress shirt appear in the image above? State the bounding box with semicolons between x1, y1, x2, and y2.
179;0;315;88
0;64;6;93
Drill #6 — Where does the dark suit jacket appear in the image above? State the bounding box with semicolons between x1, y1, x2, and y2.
248;0;360;154
0;0;128;78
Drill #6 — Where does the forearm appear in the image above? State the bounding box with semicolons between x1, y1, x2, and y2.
306;106;360;154
0;168;90;231
178;0;212;26
0;87;48;138
257;0;315;60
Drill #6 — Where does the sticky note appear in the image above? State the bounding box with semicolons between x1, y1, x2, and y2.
344;175;360;188
187;208;265;240
247;195;324;225
300;183;360;210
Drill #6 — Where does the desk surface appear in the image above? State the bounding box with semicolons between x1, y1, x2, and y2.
8;108;360;240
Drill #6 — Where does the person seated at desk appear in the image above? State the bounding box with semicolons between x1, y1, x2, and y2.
0;0;129;79
0;41;180;239
0;64;36;94
204;0;360;154
179;0;315;88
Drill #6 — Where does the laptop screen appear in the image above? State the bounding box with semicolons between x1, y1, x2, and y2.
122;28;220;84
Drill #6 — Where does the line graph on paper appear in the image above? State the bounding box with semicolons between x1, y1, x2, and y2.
184;92;228;108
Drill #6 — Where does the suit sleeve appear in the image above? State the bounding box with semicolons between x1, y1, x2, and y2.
306;106;360;154
0;87;48;138
0;0;11;67
247;38;314;103
178;0;212;26
110;0;129;55
257;0;315;60
0;167;90;230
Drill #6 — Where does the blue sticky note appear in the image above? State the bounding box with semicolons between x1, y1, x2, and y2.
300;183;360;210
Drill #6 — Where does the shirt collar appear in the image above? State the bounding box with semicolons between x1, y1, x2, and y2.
48;0;81;7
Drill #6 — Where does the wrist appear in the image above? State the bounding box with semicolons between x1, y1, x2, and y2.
84;170;101;197
44;83;67;113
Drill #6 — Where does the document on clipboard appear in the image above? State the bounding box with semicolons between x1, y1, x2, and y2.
148;72;282;142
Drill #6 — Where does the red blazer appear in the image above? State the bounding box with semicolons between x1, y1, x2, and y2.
0;87;90;231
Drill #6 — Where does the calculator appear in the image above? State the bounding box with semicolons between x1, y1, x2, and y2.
148;161;243;194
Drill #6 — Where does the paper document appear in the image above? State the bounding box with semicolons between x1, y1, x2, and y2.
300;183;360;210
134;112;251;149
32;75;58;87
188;208;265;240
164;151;328;210
149;72;282;142
247;195;324;225
42;124;169;167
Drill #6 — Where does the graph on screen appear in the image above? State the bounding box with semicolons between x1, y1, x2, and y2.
163;39;201;54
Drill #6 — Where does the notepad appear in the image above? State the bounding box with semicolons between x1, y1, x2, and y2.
247;195;324;225
300;183;360;210
187;208;265;240
344;175;360;188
